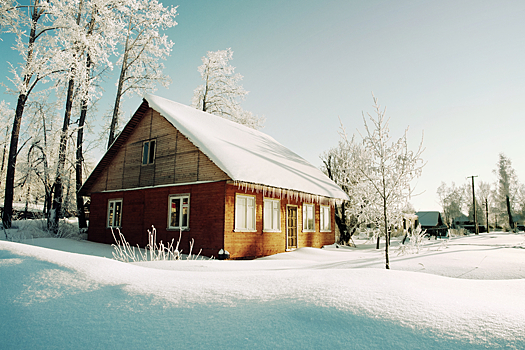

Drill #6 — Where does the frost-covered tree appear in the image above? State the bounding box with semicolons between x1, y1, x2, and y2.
106;0;177;149
0;0;21;37
321;131;381;245
1;0;64;228
353;95;424;269
18;100;59;219
50;0;119;232
192;48;264;129
437;181;467;225
493;153;520;230
0;100;12;193
476;180;491;228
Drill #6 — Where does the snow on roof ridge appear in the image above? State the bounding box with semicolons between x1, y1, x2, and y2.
144;94;349;200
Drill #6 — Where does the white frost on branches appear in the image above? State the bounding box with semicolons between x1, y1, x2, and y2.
192;48;264;130
107;0;178;148
333;95;424;268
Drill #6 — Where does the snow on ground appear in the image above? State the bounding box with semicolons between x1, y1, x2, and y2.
1;228;525;349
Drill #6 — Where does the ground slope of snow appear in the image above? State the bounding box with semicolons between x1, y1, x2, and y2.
1;232;524;349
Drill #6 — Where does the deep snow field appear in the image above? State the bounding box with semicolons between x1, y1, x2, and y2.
1;223;525;349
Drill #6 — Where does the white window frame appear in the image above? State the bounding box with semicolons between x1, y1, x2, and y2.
320;205;331;232
302;203;315;232
142;139;156;165
235;194;256;231
263;198;281;232
168;194;190;230
107;199;123;228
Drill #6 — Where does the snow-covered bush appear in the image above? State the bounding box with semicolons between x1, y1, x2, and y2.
111;226;203;262
3;218;85;241
397;225;427;256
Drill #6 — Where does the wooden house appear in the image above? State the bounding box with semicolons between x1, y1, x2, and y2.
415;211;448;238
80;94;349;259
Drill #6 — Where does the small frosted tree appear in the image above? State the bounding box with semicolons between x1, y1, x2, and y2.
437;181;468;225
354;95;424;269
192;48;264;129
493;153;520;230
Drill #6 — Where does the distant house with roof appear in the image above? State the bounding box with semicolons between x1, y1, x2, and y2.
80;95;348;259
416;211;448;237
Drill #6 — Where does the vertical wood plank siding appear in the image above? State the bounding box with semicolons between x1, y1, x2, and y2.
88;108;230;193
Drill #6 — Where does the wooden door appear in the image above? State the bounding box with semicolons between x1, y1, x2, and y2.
287;206;298;249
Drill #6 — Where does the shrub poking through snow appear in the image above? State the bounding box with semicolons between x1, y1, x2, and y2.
449;228;468;237
397;225;427;256
111;226;203;262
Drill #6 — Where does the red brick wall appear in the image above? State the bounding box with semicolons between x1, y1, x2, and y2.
88;181;335;259
88;181;227;257
224;184;335;259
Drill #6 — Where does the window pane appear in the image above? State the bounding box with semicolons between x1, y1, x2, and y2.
273;210;279;230
142;142;149;164
114;202;122;227
264;201;272;230
272;201;279;230
323;207;330;230
182;204;188;227
236;197;246;229
303;204;314;231
247;197;254;230
308;205;313;230
149;140;156;163
170;198;180;227
302;205;307;229
108;209;113;227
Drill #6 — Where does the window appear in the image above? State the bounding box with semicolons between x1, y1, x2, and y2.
302;203;315;232
235;194;255;231
169;195;190;229
142;140;156;165
107;199;122;228
320;205;331;232
263;198;280;232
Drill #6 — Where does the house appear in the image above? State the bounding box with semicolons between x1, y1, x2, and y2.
415;211;448;238
452;213;487;233
80;94;349;259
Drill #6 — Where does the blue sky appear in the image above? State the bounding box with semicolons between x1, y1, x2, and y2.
2;0;525;211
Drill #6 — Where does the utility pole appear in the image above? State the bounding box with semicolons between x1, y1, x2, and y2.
485;198;489;233
467;175;479;235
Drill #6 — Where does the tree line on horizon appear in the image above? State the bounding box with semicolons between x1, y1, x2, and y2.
438;153;524;232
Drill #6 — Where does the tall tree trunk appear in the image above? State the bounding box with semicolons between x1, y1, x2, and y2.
2;2;41;228
0;126;8;189
107;32;130;149
3;94;28;228
51;77;75;234
384;197;390;270
76;86;88;229
506;195;514;230
75;2;93;229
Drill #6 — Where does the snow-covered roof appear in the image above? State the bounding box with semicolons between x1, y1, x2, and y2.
145;94;348;200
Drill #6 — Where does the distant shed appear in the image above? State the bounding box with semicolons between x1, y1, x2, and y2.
416;211;448;237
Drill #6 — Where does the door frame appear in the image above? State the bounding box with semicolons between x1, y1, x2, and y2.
286;205;298;251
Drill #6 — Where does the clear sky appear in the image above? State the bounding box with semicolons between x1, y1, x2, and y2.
2;0;525;211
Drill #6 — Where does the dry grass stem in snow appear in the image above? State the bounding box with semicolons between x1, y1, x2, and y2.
111;226;203;262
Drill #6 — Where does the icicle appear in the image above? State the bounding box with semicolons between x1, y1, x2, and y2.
233;180;337;206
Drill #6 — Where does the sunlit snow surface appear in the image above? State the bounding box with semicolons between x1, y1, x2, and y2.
1;232;525;349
